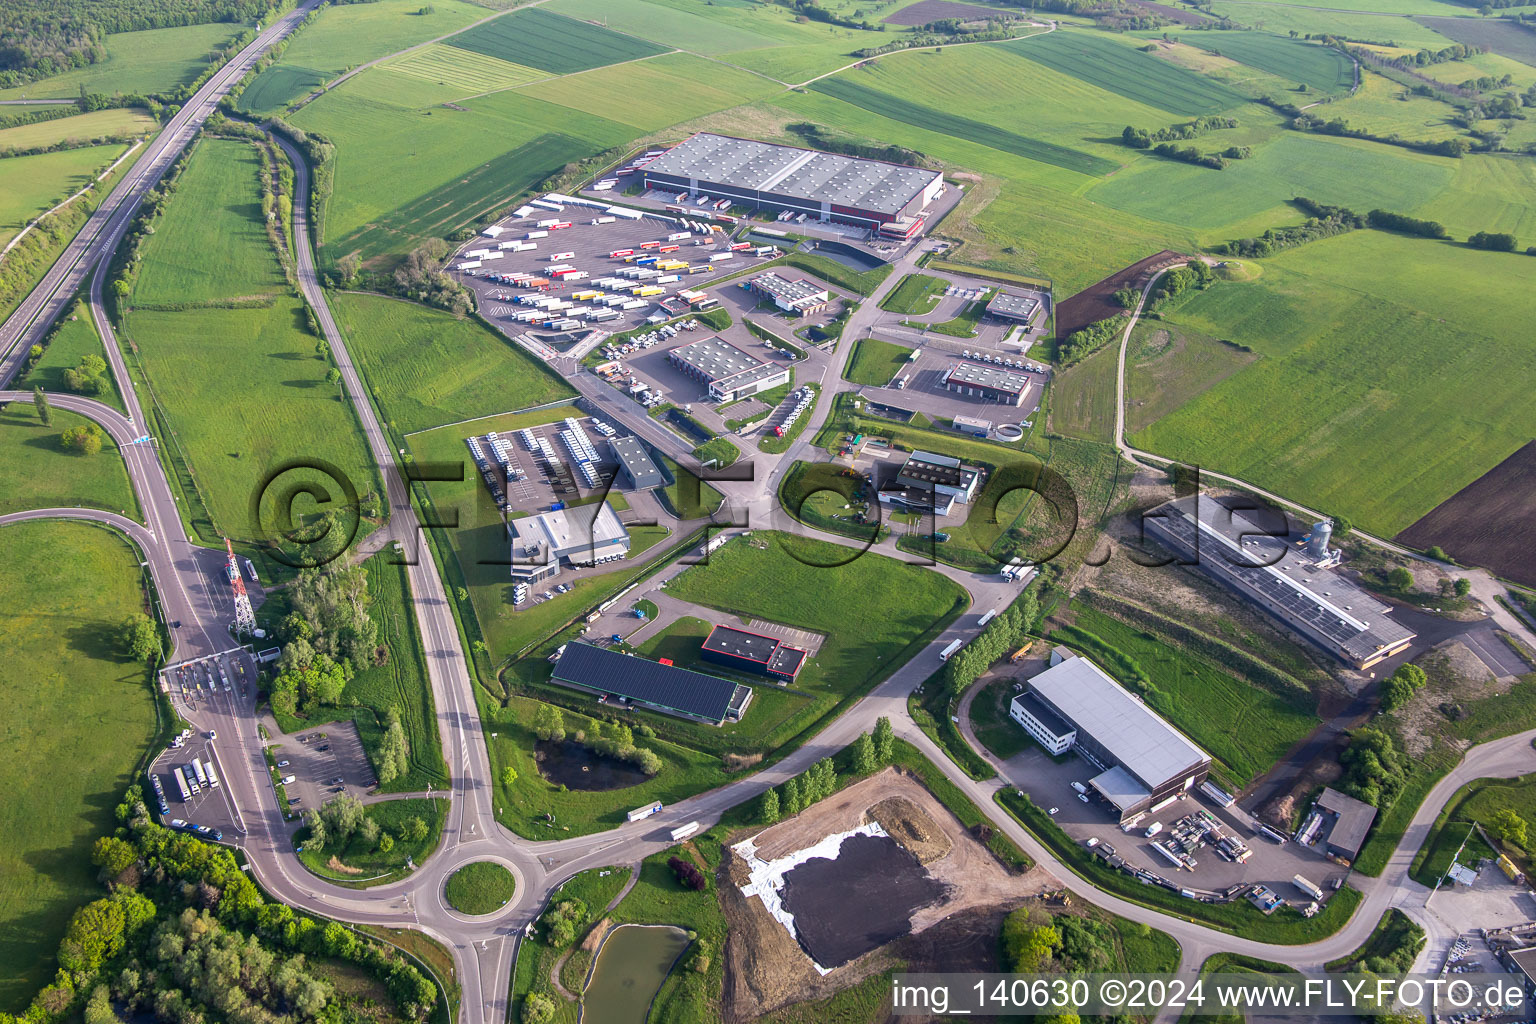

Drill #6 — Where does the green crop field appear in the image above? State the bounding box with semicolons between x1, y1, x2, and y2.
22;306;127;414
0;22;247;101
1326;69;1463;145
0;405;139;519
0;521;157;1012
1048;341;1121;445
267;553;447;791
1206;6;1456;48
126;139;376;543
1058;605;1318;787
0;145;128;246
810;75;1117;177
1187;31;1357;93
1133;229;1536;535
333;292;574;434
283;0;488;74
445;8;669;75
385;44;547;95
235;64;329;114
516;52;779;131
0;108;154;150
293;74;631;259
1415;154;1536;241
998;31;1248;116
1124;320;1258;435
843;337;911;386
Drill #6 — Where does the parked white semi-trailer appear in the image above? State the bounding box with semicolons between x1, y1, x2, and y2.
939;639;965;661
456;260;482;271
1293;874;1324;900
670;821;700;841
978;608;999;626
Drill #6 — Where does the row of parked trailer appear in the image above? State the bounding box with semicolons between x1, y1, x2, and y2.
560;417;602;487
962;349;1047;373
770;385;815;438
466;432;525;511
168;756;220;802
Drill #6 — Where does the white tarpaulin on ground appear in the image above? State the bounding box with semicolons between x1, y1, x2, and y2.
733;822;888;975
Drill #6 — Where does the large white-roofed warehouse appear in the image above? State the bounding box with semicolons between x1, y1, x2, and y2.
638;132;944;228
1010;650;1212;822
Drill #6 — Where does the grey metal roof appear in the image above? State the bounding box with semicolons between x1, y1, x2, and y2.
642;132;940;216
702;624;807;677
899;450;976;490
1011;690;1074;739
944;360;1032;395
668;335;763;383
609;436;662;490
986;290;1041;321
1030;657;1210;791
1317;787;1377;858
551;642;748;723
511;502;628;562
1148;496;1416;662
751;272;829;309
1089;765;1151;813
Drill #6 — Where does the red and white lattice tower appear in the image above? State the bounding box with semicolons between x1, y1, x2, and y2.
226;539;257;636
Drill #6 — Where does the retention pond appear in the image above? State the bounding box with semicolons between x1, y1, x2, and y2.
581;923;690;1024
534;739;649;791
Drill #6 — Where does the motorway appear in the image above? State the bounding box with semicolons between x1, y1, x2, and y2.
4;32;1536;1018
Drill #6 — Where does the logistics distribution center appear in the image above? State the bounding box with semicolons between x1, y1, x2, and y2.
1144;496;1417;669
667;335;791;403
638;132;944;236
507;502;630;583
941;361;1034;406
1011;651;1213;822
551;643;754;726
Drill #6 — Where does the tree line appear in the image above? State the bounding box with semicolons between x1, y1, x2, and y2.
532;703;662;776
2;781;438;1024
757;717;897;824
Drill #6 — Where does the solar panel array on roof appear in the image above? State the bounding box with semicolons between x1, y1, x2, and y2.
1147;496;1415;664
551;643;750;724
641;133;940;217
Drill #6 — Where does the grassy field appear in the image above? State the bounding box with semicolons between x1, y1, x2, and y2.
235;64;329;114
293;74;632;259
0;22;247;101
843;337;910;386
1124;320;1258;435
21;306;126;414
1132;230;1536;535
125;138;377;544
445;861;516;914
999;30;1248;115
385;44;546;95
266;553;448;791
1186;31;1357;93
809;74;1117;177
1048;339;1120;444
0;108;154;150
0;405;139;519
297;797;447;886
880;273;948;315
968;676;1033;761
446;8;668;74
0;521;158;1012
1054;604;1318;787
515;51;779;132
1411;774;1536;886
333;292;574;434
0;145;131;247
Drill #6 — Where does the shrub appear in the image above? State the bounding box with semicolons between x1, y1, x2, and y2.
667;856;706;891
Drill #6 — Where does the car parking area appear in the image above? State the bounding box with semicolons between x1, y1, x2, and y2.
744;618;826;657
269;721;377;811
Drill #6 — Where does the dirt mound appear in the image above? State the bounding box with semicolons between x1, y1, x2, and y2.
867;796;952;865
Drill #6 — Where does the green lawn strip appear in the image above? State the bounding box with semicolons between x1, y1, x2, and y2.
510;865;633;1024
1051;603;1318;789
0;521;160;1011
909;670;995;781
692;437;740;468
843;336;910;386
297;797;449;888
996;789;1362;943
443;7;668;74
0;404;140;520
20;305;128;415
657;455;726;521
1178;953;1299;1024
1324;908;1424;972
445;861;518;915
879;273;947;315
902;290;994;338
333;292;575;435
260;552;448;791
969;676;1033;761
777;459;889;545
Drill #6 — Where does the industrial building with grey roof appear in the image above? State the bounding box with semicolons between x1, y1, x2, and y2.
609;436;663;490
941;360;1034;406
1144;495;1417;669
1018;653;1212;821
667;334;790;403
639;132;944;227
985;290;1042;323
